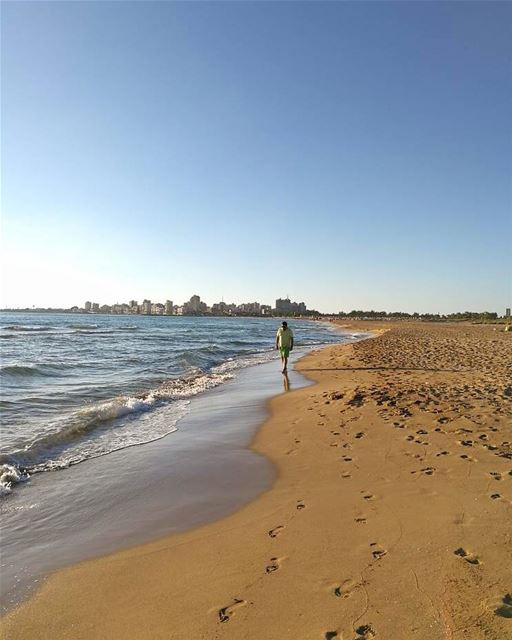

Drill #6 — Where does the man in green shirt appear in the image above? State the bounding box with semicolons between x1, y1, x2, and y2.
275;321;294;373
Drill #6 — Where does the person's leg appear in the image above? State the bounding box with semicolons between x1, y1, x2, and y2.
282;347;289;372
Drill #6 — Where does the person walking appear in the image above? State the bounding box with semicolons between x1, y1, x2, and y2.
275;321;294;373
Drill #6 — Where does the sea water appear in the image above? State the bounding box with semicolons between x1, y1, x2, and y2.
0;313;362;496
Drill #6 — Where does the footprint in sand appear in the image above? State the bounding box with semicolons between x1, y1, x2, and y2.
334;579;356;598
362;492;375;500
324;632;338;640
370;543;387;560
341;472;351;479
268;525;285;538
495;593;512;618
265;557;282;573
490;493;501;500
342;456;353;462
489;471;502;481
355;622;376;638
454;547;481;565
218;598;246;623
411;467;435;476
355;432;365;439
355;517;367;524
296;500;306;510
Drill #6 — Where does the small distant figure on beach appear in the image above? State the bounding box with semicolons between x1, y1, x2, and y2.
276;321;294;373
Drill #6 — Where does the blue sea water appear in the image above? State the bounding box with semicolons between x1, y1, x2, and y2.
0;313;362;495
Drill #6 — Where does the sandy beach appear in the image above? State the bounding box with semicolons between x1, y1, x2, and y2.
1;321;511;640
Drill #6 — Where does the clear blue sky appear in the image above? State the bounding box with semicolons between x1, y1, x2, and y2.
2;1;510;313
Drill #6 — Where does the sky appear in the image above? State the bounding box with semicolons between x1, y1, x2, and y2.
1;1;511;314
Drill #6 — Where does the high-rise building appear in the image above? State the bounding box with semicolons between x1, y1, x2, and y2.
84;301;92;312
142;299;151;314
165;300;173;315
275;298;293;314
183;295;207;315
275;298;308;315
152;303;165;315
92;303;99;312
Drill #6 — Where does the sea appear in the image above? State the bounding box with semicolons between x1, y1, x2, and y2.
0;313;361;497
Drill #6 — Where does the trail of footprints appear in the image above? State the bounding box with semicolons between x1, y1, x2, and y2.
216;328;511;632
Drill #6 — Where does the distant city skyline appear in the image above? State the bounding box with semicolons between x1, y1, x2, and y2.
2;294;507;319
2;295;312;316
2;2;510;314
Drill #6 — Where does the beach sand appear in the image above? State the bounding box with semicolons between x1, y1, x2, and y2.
1;322;511;640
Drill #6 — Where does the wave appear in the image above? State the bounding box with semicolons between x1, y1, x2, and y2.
1;364;42;376
73;329;116;335
69;324;138;333
67;323;99;330
1;325;54;332
0;364;243;492
0;394;175;481
0;464;29;496
0;363;68;378
73;328;139;335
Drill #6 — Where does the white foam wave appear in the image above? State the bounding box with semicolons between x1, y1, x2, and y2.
78;395;157;422
0;464;29;496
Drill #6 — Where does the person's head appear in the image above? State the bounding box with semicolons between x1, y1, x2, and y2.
282;321;288;328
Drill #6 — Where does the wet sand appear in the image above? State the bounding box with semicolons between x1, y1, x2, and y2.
1;322;511;639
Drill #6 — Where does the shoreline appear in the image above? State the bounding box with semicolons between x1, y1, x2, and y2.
1;322;511;639
1;324;366;613
0;347;319;612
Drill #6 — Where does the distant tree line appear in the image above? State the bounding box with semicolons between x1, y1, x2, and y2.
336;310;501;322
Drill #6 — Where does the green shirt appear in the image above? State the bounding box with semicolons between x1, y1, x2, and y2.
276;327;294;349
